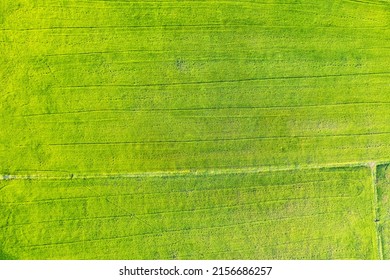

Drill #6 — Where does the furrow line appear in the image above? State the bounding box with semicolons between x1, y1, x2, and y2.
56;71;390;89
19;101;390;118
42;131;390;147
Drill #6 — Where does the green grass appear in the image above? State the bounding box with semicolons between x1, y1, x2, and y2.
0;167;378;259
1;0;390;174
377;164;390;259
1;0;389;259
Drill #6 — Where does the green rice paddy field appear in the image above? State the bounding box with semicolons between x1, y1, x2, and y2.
1;0;390;259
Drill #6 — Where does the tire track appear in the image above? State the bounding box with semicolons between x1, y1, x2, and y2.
44;131;390;147
55;71;390;89
17;210;345;249
0;178;363;205
19;101;390;118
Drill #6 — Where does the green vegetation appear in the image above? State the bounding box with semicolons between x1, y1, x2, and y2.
0;167;377;259
0;0;389;259
377;164;390;259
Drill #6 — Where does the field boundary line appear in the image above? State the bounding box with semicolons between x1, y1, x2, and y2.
2;161;390;181
371;162;384;260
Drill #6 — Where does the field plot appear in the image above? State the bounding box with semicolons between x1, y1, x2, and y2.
1;0;390;174
0;167;378;259
1;0;390;259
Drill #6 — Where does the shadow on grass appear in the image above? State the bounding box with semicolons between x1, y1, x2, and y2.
377;164;389;181
0;248;16;260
